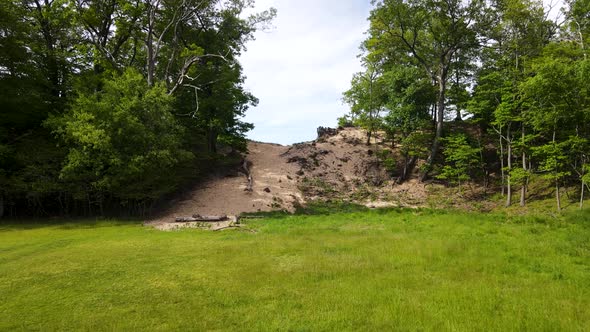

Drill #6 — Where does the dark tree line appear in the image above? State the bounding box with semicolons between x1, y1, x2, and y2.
343;0;590;211
0;0;275;217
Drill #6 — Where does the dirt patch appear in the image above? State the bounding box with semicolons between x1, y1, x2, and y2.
147;141;303;226
147;127;490;228
282;128;424;206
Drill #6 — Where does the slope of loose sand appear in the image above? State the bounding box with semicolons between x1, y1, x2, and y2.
148;128;439;226
148;141;304;225
282;128;429;208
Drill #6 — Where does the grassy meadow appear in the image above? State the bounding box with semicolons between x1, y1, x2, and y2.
1;208;590;331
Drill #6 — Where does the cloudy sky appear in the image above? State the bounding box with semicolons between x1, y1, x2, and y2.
238;0;564;146
239;0;372;145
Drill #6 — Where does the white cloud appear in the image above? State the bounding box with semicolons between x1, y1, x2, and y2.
239;0;371;145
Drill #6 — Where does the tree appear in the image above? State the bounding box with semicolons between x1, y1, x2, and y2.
0;0;70;217
343;60;386;145
0;0;275;216
365;0;481;178
73;0;144;74
47;69;193;213
177;59;257;153
381;66;435;181
437;134;482;187
471;0;553;206
564;0;589;59
522;42;590;211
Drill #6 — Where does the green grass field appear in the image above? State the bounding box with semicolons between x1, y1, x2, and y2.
1;208;590;331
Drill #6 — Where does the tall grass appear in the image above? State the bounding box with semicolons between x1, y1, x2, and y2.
1;209;589;331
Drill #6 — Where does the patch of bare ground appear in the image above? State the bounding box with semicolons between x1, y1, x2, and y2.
282;128;431;209
146;141;304;228
147;127;494;229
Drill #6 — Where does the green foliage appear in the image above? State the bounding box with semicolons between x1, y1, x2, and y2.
520;42;590;194
583;164;590;184
400;132;432;160
468;70;504;126
337;115;354;128
342;0;590;205
438;134;482;184
377;149;397;174
508;166;530;186
342;62;386;142
381;66;435;138
356;0;483;166
177;61;257;153
47;69;193;201
532;141;572;182
0;0;273;216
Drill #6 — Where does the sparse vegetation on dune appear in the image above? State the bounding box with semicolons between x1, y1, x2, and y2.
2;208;590;331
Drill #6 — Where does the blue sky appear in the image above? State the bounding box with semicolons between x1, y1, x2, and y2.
239;0;372;145
238;0;563;145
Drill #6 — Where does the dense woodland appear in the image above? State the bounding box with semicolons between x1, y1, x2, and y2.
343;0;590;210
1;0;589;218
0;0;274;217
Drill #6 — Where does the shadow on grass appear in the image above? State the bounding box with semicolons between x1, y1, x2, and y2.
0;218;141;231
3;204;588;232
563;209;590;225
239;201;372;220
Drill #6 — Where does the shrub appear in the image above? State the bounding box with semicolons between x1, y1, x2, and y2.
437;134;482;185
47;69;193;203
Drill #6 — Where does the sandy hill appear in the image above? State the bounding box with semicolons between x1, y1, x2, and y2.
148;127;432;225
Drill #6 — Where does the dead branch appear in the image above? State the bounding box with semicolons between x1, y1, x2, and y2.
242;159;253;192
191;214;227;221
175;214;227;222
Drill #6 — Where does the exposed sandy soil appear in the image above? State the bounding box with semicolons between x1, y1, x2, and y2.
147;126;499;230
282;128;429;208
147;128;438;229
147;141;304;226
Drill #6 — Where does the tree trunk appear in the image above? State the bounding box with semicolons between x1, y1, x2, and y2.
520;126;527;207
454;60;462;122
242;159;253;192
208;130;218;153
431;104;437;123
499;128;505;197
421;70;447;181
33;1;64;101
0;194;4;219
191;214;228;221
582;157;587;209
146;2;156;87
147;47;155;86
553;128;561;212
400;155;417;183
403;154;410;182
575;21;587;60
506;125;512;207
476;129;487;194
368;72;374;146
556;180;562;212
584;180;586;210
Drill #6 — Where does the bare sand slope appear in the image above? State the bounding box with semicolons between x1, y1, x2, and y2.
282;128;429;208
148;128;440;227
149;141;303;224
